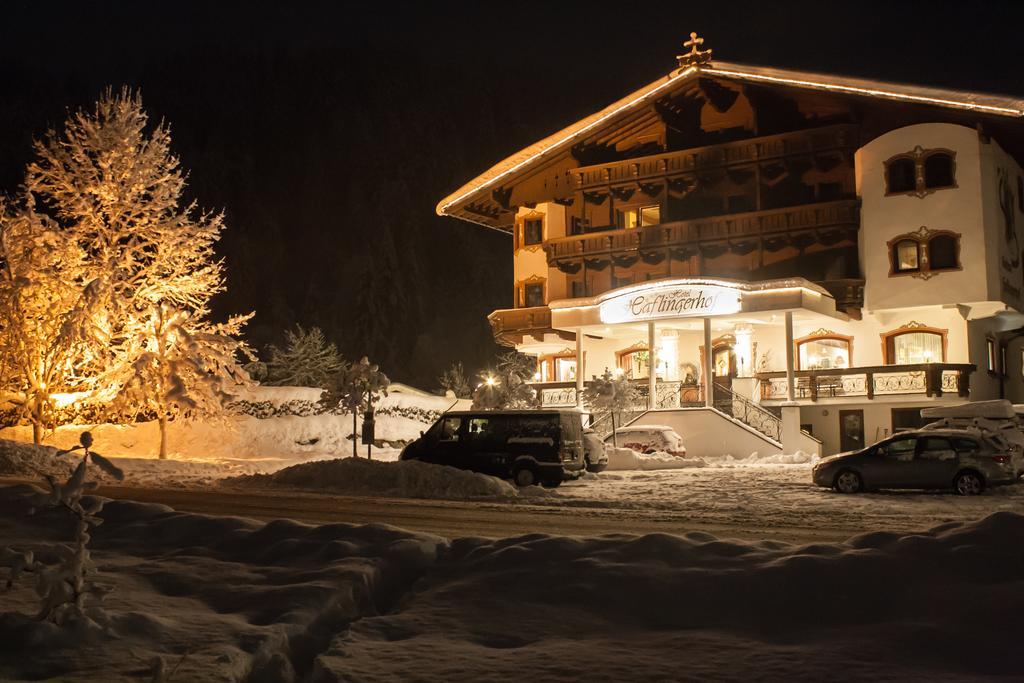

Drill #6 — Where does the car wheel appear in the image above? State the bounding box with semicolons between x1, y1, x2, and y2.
833;469;863;494
953;471;984;496
512;463;539;488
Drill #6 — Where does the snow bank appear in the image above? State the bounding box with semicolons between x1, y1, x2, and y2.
706;450;819;466
2;479;1018;681
606;446;707;471
229;457;522;500
0;440;75;480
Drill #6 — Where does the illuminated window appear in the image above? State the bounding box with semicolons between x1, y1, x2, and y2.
884;328;945;365
797;335;852;370
616;205;660;229
523;218;544;245
554;357;577;382
888;229;960;277
893;240;920;272
618;347;650;379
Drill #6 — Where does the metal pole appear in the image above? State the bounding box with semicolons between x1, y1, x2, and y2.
704;317;713;408
785;311;796;402
648;321;657;410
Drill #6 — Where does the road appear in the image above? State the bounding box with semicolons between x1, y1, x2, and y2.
69;481;859;543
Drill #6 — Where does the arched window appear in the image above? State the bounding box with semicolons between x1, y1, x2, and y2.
884;147;956;197
537;351;580;382
927;233;959;270
617;344;650;379
886;157;916;194
795;331;853;370
882;324;947;365
923;152;955;189
888;228;960;277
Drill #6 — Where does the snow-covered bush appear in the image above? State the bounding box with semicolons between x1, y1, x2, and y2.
0;431;124;625
321;357;389;457
471;352;537;410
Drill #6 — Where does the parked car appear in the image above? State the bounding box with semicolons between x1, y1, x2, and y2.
400;409;585;487
604;425;687;457
812;428;1020;495
920;400;1024;478
582;428;609;473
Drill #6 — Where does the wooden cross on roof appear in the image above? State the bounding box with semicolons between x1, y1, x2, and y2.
677;31;713;68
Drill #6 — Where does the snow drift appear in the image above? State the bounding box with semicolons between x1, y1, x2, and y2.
228;457;521;500
605;446;707;471
0;482;1020;681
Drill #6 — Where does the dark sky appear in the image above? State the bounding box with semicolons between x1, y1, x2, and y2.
1;0;1022;388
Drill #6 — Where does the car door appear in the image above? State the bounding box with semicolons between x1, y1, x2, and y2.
867;435;918;488
429;415;466;467
914;436;959;488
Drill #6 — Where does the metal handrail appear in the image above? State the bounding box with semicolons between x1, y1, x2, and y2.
712;382;782;442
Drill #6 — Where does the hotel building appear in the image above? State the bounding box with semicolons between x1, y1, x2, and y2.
437;36;1024;457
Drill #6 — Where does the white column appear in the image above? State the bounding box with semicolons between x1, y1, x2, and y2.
784;311;795;402
648;321;657;410
575;328;584;408
781;310;801;455
703;317;713;408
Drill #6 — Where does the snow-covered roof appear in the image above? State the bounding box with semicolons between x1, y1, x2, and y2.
437;60;1024;229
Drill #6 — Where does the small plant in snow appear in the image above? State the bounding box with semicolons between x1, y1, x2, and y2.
0;431;124;625
321;356;389;457
267;325;344;388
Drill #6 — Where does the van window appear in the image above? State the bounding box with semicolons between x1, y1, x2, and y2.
508;415;559;441
438;417;463;442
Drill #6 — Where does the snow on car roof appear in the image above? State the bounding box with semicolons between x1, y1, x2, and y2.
615;425;676;432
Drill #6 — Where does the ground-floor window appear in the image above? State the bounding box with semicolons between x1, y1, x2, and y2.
795;331;852;370
618;345;650;379
891;406;928;432
882;324;946;364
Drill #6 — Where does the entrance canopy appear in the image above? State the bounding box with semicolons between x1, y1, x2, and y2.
549;277;846;331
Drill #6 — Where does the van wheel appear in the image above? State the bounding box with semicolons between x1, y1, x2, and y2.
512;463;539;488
953;471;984;496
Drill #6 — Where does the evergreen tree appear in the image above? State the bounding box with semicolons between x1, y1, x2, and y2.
266;325;344;388
437;361;471;398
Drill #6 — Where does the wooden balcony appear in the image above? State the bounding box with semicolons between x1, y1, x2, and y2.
756;363;975;402
544;199;860;264
569;123;859;192
488;306;575;347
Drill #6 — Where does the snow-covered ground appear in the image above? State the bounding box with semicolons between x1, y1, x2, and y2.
0;482;1020;681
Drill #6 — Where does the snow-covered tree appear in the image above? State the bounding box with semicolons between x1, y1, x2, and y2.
471;352;538;410
111;304;251;459
23;88;252;449
581;369;640;447
437;361;471;398
321;356;389;458
0;197;103;444
266;325;344;388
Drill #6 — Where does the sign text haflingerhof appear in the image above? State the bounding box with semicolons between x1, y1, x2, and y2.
599;284;742;323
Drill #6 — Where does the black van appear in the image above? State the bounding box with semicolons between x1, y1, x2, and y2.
399;409;585;487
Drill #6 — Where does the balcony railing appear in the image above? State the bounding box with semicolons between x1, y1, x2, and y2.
569;123;859;192
488;306;555;346
544;199;859;265
756;363;975;402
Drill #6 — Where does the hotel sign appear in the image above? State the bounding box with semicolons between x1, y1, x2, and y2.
598;284;742;324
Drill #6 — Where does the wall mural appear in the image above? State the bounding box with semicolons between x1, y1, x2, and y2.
998;167;1023;301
